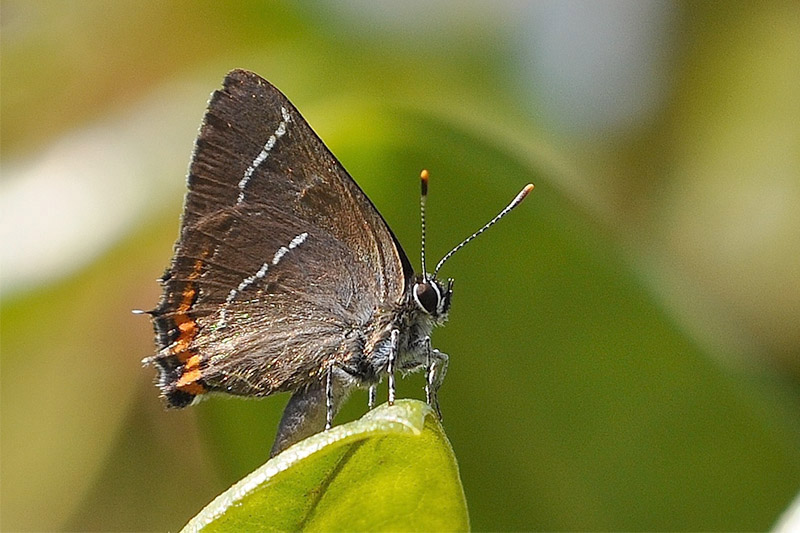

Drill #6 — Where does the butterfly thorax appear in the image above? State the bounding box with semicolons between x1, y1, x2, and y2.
356;274;453;383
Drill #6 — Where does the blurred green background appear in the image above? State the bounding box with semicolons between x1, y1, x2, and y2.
2;1;799;531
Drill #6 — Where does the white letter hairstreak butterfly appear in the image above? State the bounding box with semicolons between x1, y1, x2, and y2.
140;69;533;456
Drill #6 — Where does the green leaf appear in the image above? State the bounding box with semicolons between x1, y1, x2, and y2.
182;399;469;532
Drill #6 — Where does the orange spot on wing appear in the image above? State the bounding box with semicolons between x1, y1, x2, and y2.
176;368;206;395
176;354;205;394
170;258;210;396
184;354;202;371
170;258;205;363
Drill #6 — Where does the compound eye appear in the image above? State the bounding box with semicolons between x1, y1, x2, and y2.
413;282;441;315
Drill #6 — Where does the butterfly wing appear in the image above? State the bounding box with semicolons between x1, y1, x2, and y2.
148;70;413;407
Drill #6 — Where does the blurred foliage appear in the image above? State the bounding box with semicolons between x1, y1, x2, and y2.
2;1;799;531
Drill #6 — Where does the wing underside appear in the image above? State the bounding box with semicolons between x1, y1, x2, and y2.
148;70;413;406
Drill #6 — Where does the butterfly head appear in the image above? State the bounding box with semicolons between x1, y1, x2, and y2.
412;275;453;320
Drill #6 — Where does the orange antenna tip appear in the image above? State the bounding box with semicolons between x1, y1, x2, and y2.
420;169;429;196
512;183;534;206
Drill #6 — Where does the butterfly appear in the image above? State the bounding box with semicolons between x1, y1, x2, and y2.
141;69;532;456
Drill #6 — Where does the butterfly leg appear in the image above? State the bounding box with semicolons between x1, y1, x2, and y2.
426;343;449;420
368;384;377;410
325;365;334;430
388;328;399;405
424;337;433;405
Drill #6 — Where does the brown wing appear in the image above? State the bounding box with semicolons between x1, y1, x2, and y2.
148;70;413;407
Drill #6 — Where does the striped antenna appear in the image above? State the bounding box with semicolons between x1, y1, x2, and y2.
433;183;534;278
419;169;430;280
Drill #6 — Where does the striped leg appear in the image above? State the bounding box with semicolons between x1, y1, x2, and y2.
325;365;334;430
426;346;448;419
387;329;399;405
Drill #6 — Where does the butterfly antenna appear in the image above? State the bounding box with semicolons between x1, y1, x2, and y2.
419;169;430;280
433;183;534;277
